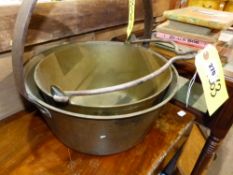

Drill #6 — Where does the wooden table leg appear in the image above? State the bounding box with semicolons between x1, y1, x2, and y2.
191;88;233;175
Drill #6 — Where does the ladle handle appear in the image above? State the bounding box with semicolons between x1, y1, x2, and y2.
53;53;196;100
11;0;154;100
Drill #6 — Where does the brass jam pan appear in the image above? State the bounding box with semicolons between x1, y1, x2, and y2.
24;55;179;155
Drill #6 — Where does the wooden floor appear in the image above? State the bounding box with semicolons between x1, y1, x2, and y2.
0;103;194;175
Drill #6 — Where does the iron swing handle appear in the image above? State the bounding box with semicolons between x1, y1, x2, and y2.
11;0;154;100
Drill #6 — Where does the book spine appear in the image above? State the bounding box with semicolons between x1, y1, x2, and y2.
154;32;208;48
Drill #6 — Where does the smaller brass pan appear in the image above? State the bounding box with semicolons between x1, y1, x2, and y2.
34;41;173;115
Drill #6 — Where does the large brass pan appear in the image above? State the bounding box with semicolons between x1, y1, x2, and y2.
25;55;179;155
34;41;172;115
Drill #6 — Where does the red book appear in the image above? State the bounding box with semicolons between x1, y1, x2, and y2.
154;32;208;48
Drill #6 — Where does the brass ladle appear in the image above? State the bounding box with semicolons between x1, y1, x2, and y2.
51;39;197;103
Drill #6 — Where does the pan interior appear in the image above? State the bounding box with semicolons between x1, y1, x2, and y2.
34;42;172;107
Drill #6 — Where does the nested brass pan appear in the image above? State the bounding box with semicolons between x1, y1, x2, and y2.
34;41;172;115
24;55;179;155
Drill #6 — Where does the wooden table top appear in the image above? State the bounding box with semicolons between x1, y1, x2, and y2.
0;103;194;175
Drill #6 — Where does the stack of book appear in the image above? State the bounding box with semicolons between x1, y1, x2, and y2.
153;6;233;51
152;6;233;79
